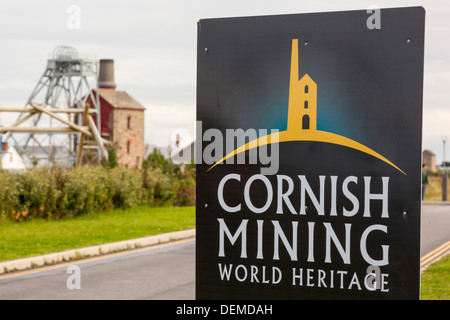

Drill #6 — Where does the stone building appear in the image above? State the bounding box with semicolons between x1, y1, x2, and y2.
422;149;436;172
85;59;145;168
96;88;145;168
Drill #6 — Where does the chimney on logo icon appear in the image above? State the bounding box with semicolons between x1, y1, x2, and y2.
287;39;317;133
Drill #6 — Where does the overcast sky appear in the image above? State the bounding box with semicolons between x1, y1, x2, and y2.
0;0;449;164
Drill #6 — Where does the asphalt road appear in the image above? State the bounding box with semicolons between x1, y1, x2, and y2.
0;239;195;300
0;204;448;300
421;203;450;256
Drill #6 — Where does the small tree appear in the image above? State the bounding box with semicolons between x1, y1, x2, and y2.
143;147;180;176
101;147;119;169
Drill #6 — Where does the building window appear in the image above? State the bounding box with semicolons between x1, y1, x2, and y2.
127;140;130;154
127;116;131;129
304;100;308;109
304;85;309;93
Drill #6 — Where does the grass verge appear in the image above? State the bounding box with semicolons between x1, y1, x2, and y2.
424;175;450;201
421;254;450;300
0;206;195;262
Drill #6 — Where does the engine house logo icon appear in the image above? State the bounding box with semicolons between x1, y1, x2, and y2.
208;39;405;175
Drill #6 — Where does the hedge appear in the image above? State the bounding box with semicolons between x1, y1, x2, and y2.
0;165;195;222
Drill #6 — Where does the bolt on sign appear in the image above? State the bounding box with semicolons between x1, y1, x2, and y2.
196;7;425;300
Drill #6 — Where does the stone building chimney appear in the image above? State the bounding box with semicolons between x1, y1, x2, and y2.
98;59;117;89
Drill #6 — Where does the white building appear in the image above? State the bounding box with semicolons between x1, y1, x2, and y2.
0;146;26;170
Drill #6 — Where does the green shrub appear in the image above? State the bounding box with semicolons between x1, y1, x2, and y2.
0;160;195;222
0;170;21;220
142;166;178;206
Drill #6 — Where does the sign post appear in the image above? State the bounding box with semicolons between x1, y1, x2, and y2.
196;7;425;299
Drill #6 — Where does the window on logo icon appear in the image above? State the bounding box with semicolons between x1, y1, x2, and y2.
302;115;310;130
304;85;309;93
304;100;308;109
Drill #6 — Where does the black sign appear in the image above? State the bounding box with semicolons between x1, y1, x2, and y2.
196;7;425;299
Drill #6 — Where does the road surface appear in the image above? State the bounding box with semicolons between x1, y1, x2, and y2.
0;239;195;300
0;204;448;300
421;203;450;256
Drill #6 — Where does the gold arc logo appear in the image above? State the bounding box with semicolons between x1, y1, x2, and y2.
207;39;406;176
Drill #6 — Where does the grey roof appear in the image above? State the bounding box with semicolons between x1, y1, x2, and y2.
98;89;145;110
